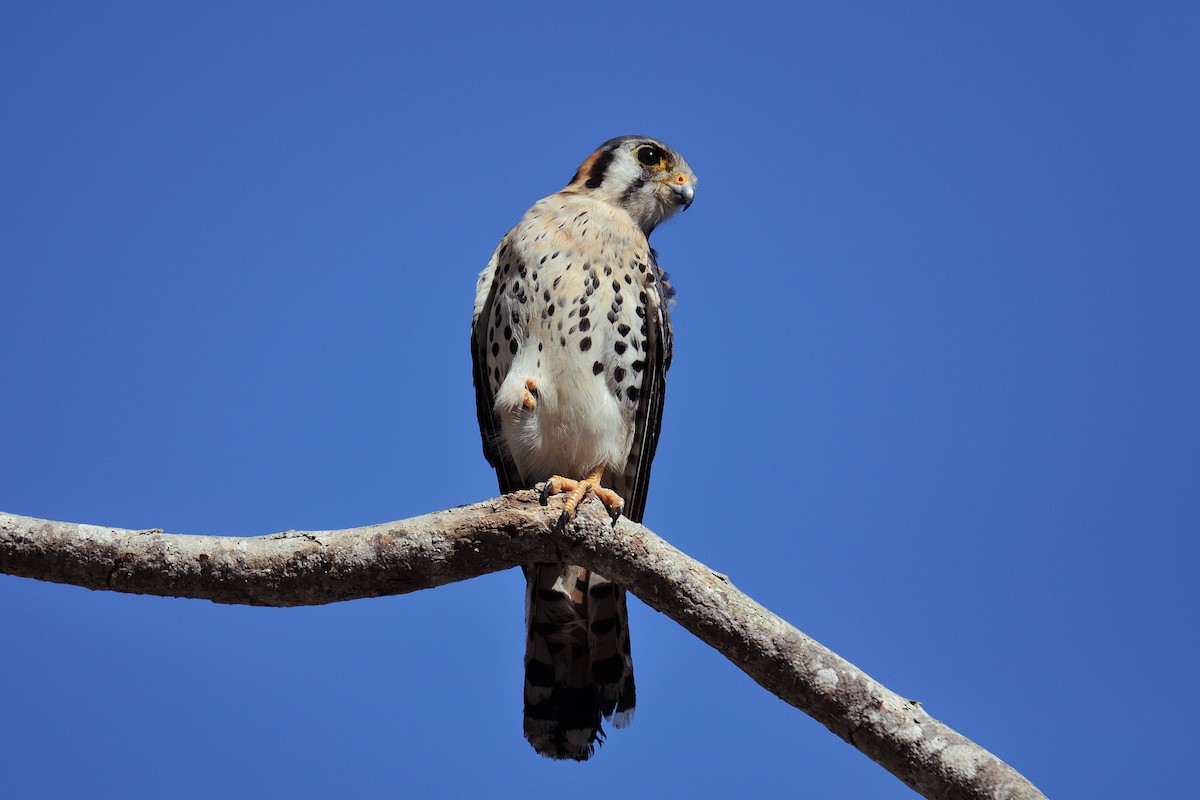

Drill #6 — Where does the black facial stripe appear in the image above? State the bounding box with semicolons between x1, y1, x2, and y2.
584;148;616;189
620;176;646;204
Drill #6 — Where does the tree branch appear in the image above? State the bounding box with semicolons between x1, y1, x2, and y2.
1;494;1045;800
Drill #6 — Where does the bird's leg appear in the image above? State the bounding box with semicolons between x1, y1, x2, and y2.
540;465;625;529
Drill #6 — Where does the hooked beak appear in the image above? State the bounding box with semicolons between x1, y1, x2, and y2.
671;181;695;211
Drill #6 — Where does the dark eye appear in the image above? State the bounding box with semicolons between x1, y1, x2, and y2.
636;145;664;166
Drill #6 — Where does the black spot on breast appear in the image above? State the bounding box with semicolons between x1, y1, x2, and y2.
579;303;589;316
604;265;612;276
503;325;512;340
624;274;633;284
632;359;645;372
607;310;617;323
638;291;648;304
491;342;499;357
614;341;626;355
612;280;621;293
509;339;517;355
593;361;604;375
543;290;551;302
538;342;543;351
617;323;631;336
547;305;554;316
552;251;560;259
560;336;566;347
579;318;591;332
580;336;592;352
613;366;625;383
626;385;640;403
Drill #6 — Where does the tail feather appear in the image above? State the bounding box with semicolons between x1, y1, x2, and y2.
523;563;636;760
585;572;635;728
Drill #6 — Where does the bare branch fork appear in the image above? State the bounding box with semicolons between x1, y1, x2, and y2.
1;494;1045;800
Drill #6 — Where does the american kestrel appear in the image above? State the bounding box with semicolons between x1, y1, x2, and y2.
471;136;696;760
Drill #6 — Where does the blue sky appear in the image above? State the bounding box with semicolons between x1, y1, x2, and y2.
2;2;1197;797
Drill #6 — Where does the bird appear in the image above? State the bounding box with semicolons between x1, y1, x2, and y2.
470;136;696;760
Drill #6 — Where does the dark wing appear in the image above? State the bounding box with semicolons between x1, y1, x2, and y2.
619;251;674;524
471;250;524;495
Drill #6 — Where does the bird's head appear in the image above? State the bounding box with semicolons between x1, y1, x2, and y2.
567;136;696;235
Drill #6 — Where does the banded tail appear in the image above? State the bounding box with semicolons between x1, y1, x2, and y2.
523;563;636;760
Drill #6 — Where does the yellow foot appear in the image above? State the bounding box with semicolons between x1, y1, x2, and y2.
539;466;625;529
521;378;539;410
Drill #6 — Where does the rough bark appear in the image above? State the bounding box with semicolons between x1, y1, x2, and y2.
1;493;1046;800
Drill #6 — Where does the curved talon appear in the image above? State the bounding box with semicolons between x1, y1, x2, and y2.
538;467;625;528
590;486;625;525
